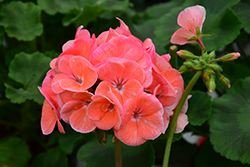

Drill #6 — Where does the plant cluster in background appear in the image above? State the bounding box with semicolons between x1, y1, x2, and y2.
1;0;250;167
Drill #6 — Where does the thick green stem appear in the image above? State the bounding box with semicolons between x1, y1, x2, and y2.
114;139;122;167
162;70;203;167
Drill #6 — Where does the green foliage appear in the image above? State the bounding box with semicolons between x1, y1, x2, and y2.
187;91;212;126
5;52;51;104
32;147;68;167
0;137;31;167
232;0;250;34
0;1;43;41
210;76;250;164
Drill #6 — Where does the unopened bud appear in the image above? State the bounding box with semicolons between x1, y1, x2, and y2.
204;67;214;75
202;52;208;62
192;59;199;65
193;64;205;70
220;52;240;61
178;65;189;73
208;64;223;72
208;51;215;60
216;72;231;88
183;61;194;68
202;72;210;81
177;50;200;59
206;74;216;93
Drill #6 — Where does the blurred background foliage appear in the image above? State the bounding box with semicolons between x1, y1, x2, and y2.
0;0;250;166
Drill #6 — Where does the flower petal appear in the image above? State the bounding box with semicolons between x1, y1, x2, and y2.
178;5;206;33
70;106;96;133
170;28;196;45
60;100;83;123
114;120;147;146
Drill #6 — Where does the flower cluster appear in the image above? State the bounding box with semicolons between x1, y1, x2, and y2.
38;18;187;146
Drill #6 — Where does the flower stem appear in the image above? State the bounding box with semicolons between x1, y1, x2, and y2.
114;138;123;167
162;70;203;167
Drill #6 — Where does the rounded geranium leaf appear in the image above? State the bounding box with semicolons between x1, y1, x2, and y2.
187;91;212;126
37;0;79;15
210;76;250;164
0;137;31;167
0;1;43;41
195;141;250;167
5;52;51;104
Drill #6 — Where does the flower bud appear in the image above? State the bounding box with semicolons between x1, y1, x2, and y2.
178;64;189;73
208;64;223;72
177;50;200;59
208;51;215;60
183;61;194;68
193;64;205;70
205;74;216;93
216;72;231;88
220;52;240;61
202;52;208;62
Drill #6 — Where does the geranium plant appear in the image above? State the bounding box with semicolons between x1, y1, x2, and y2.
1;0;250;167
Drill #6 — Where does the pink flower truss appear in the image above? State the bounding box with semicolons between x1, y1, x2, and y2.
38;18;188;146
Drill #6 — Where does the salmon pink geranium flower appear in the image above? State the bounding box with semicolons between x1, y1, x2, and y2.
170;5;206;50
38;18;187;146
114;89;164;146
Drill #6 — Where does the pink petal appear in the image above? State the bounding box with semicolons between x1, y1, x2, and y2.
118;38;144;62
41;100;65;135
137;112;164;139
70;106;96;133
122;79;142;102
75;25;91;39
114;120;147;146
136;89;164;116
170;28;196;45
90;42;118;66
162;69;184;90
97;31;109;46
87;97;110;121
175;112;189;133
121;98;136;125
178;5;206;33
51;74;71;93
61;38;96;60
60;100;83;123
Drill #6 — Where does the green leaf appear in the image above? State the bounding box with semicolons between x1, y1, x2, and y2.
62;5;104;27
77;135;155;167
59;128;84;154
210;76;250;164
145;0;185;18
0;26;4;46
232;0;250;34
187;91;212;126
0;137;31;167
32;147;67;167
5;52;51;104
0;1;43;41
195;140;250;167
154;0;196;45
201;8;242;51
